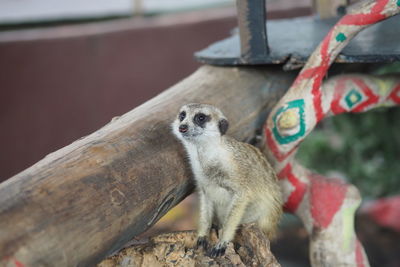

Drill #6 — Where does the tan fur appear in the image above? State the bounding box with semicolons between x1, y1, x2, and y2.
172;103;282;253
224;138;283;239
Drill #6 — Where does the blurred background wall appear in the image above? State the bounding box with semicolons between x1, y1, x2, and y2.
1;1;399;266
0;0;311;181
0;11;235;181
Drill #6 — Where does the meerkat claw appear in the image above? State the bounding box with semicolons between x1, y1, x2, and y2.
209;242;227;257
196;236;209;250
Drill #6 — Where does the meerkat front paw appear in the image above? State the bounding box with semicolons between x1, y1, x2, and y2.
209;242;228;257
196;236;209;250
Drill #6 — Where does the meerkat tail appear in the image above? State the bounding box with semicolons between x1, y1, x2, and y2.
257;209;282;240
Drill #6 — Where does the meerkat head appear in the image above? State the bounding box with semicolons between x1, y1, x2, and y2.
172;103;229;142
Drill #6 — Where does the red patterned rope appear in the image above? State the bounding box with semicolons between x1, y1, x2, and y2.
263;1;400;266
265;0;400;170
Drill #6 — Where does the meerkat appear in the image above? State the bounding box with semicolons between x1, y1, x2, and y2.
172;103;283;257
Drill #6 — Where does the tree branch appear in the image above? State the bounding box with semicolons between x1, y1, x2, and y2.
0;65;295;266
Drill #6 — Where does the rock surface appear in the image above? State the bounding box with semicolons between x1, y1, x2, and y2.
98;225;280;267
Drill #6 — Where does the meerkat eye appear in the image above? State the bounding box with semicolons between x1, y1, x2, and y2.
198;114;205;121
194;113;209;127
179;111;186;121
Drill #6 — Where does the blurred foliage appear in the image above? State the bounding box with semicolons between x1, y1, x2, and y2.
372;62;400;75
297;108;400;199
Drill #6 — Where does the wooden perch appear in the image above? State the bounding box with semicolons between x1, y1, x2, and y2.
0;65;295;266
97;224;280;267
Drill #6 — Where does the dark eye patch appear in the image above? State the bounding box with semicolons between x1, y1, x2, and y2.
179;111;186;121
193;113;210;128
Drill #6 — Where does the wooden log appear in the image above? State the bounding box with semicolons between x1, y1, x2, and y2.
97;225;280;267
0;65;295;266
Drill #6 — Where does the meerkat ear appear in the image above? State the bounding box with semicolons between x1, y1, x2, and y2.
218;119;229;135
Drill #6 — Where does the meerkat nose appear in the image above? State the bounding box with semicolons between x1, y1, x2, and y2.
179;124;188;133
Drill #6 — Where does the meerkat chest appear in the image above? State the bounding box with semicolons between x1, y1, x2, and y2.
191;145;231;184
193;146;234;206
204;184;232;204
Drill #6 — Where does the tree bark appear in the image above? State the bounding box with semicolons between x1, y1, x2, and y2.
97;225;280;267
0;65;295;266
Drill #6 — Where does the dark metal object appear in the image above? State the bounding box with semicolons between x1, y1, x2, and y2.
236;0;269;60
195;15;400;69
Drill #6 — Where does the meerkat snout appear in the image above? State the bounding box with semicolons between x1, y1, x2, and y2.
172;103;283;258
178;124;188;133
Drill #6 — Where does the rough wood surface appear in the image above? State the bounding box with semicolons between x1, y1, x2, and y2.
98;224;280;267
0;65;295;266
